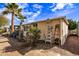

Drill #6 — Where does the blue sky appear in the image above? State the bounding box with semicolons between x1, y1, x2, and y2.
0;3;79;25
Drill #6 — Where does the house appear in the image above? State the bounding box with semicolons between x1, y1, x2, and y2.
25;16;69;45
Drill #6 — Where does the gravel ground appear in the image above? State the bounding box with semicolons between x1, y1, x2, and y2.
0;35;77;56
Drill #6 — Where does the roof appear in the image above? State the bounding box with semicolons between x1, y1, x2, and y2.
24;16;69;25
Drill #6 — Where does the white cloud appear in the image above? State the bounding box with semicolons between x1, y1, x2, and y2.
53;9;75;18
31;11;40;18
25;10;41;23
33;4;43;9
17;3;28;9
20;4;43;23
22;9;41;23
22;10;33;16
22;4;42;23
28;11;41;20
26;12;33;15
51;3;74;11
29;4;42;20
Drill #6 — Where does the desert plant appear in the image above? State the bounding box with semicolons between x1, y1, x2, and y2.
0;29;4;34
26;27;41;46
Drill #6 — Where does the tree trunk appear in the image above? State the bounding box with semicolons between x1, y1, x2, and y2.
11;12;14;33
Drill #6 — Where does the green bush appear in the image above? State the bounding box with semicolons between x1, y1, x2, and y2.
26;27;41;46
0;29;4;33
68;20;77;30
28;27;40;39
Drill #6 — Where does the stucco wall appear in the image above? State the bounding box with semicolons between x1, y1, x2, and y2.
27;19;68;45
60;20;68;45
37;20;60;40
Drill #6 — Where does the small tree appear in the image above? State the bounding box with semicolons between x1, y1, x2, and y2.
68;19;77;30
0;15;9;27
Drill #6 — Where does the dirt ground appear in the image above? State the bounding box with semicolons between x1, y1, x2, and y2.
61;35;79;55
0;35;78;56
0;36;21;56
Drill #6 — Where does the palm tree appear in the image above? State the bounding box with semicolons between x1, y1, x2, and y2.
2;3;24;33
18;15;26;26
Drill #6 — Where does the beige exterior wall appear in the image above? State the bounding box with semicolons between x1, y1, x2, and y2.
60;19;68;45
37;20;61;40
26;18;69;45
62;20;68;38
37;19;68;45
37;22;47;36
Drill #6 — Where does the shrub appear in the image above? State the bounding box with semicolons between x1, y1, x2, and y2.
26;27;41;46
68;20;77;30
0;29;4;33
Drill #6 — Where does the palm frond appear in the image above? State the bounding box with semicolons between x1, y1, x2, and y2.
5;3;12;9
17;13;26;20
18;8;22;13
2;3;26;22
11;3;19;9
2;10;10;15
